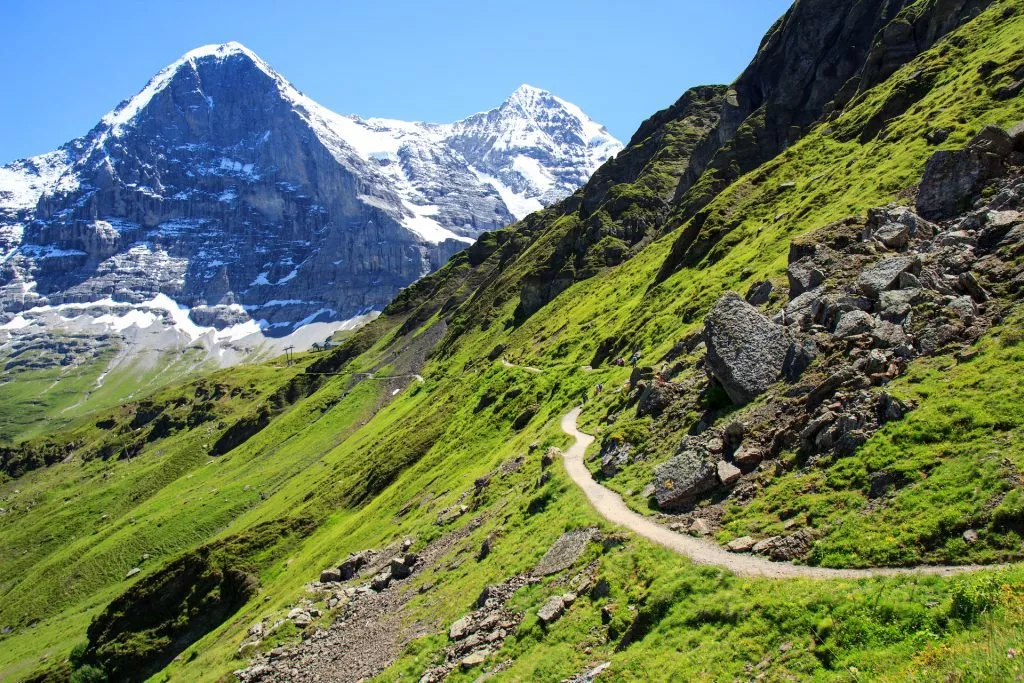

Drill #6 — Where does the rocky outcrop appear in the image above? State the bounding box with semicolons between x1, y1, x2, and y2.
656;0;995;282
643;122;1024;549
917;126;1011;219
703;293;816;405
514;86;727;322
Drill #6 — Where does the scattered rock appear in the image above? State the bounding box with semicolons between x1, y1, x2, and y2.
320;567;342;583
450;616;474;640
1011;121;1024;151
717;460;742;486
917;145;1006;220
339;552;370;580
834;310;875;338
724;420;746;443
541;447;559;469
726;536;757;553
125;567;141;579
969;125;1015;158
389;557;412;580
688;518;713;537
478;536;493;561
288;608;312;628
963;529;980;544
936;230;976;248
537;595;567;624
925;127;951;145
958;272;989;303
460;651;489;670
752;530;815;561
732;445;763;468
599;441;631;477
873;222;909;249
370;569;392;592
868;470;903;499
745;280;774;305
788;261;825;298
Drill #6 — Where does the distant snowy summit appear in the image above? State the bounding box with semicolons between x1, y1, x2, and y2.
0;42;621;355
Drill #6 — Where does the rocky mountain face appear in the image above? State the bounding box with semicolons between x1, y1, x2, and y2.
0;43;619;346
671;0;996;218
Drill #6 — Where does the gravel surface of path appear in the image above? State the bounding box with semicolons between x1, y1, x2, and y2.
560;408;1012;580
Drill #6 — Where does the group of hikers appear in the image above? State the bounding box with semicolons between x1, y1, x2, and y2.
579;349;644;404
611;350;643;367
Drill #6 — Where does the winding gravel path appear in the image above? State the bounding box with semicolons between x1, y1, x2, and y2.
560;408;1011;579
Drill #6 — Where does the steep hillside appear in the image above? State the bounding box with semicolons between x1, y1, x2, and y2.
3;1;1024;682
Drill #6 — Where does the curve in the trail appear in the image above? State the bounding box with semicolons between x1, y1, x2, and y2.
501;358;543;374
560;408;1012;580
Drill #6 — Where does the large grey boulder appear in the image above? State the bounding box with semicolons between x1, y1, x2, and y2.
653;450;718;509
917;132;1007;220
704;293;816;405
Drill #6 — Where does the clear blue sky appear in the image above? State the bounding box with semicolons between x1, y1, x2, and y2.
0;0;792;163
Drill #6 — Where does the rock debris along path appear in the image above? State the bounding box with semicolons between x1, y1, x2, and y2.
560;408;1013;580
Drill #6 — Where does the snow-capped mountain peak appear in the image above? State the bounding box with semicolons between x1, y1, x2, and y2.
101;42;271;136
0;43;621;360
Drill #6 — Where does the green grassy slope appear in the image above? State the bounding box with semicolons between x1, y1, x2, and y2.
2;2;1024;682
0;339;216;445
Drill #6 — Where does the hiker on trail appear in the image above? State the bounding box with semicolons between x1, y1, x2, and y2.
629;351;642;367
614;357;625;367
580;388;589;405
593;383;604;396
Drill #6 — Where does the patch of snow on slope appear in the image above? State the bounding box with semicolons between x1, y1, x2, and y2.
0;150;74;211
1;315;30;331
469;167;543;220
404;203;473;244
92;308;158;332
511;155;555;195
